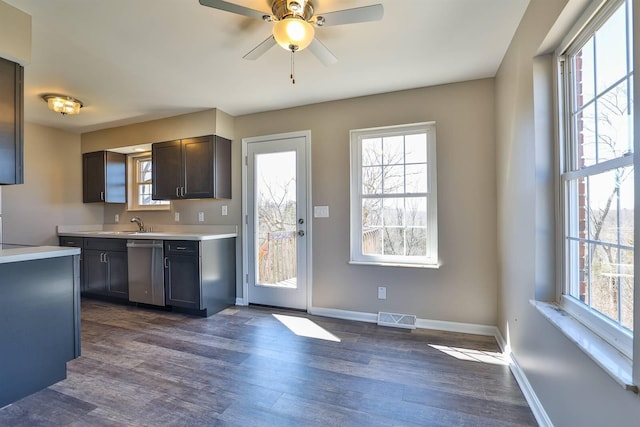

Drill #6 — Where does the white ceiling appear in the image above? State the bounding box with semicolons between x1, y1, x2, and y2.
5;0;529;134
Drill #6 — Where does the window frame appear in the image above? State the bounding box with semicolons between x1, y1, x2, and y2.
349;122;438;268
127;152;170;212
556;0;635;359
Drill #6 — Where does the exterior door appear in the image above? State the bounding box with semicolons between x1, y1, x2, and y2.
246;134;308;310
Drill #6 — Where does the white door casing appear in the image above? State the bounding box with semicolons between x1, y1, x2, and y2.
242;131;312;310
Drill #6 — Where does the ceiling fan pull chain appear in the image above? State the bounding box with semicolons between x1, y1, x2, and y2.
290;50;296;84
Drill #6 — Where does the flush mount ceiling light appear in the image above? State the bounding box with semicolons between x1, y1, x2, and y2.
41;94;83;115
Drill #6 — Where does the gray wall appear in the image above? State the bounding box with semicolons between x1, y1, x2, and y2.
495;0;640;425
2;123;103;245
236;79;498;324
77;79;499;325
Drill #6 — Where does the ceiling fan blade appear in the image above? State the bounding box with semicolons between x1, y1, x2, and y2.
199;0;268;21
243;35;277;60
308;38;338;66
316;4;383;26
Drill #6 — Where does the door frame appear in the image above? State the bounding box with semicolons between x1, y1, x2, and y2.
241;130;313;311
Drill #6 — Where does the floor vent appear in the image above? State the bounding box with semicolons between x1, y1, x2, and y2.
377;312;417;329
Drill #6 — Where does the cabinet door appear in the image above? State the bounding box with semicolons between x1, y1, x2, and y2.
152;139;182;200
83;250;108;295
59;237;84;291
104;152;126;203
165;255;200;309
83;152;106;203
214;136;231;199
106;250;128;299
182;136;214;198
0;57;23;185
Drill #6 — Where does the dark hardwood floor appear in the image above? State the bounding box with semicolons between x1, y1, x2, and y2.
0;299;537;426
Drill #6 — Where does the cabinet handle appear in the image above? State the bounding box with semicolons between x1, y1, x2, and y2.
100;191;104;201
176;247;187;250
176;187;180;197
164;257;169;268
99;253;104;263
181;187;185;197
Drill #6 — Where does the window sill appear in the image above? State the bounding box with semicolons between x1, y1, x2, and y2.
531;300;636;392
348;260;440;269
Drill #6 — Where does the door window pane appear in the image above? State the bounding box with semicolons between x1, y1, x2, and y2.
255;151;297;288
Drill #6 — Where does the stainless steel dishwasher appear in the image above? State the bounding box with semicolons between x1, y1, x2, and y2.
127;240;165;306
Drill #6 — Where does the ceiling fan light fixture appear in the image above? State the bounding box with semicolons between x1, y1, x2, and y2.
273;17;315;52
42;94;83;115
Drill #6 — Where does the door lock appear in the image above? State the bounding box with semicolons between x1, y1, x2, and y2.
298;218;304;224
297;230;305;237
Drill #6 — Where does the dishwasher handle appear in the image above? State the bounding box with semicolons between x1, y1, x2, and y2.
126;240;164;249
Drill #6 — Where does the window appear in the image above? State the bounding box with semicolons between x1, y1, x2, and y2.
127;153;170;211
349;122;438;267
559;0;634;356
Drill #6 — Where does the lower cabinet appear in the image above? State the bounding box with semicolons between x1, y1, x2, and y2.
164;239;236;316
164;240;200;309
83;238;129;300
59;236;84;291
58;235;235;315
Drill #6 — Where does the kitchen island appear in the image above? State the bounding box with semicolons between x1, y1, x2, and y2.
0;245;81;408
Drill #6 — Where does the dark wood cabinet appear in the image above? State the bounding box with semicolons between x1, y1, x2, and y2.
59;236;85;291
164;238;235;316
152;135;231;200
83;151;126;203
164;240;200;309
0;57;24;185
82;238;128;300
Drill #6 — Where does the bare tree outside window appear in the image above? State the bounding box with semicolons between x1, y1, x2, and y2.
361;132;430;258
565;0;634;332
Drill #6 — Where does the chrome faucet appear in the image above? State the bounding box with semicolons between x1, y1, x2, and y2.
130;216;145;232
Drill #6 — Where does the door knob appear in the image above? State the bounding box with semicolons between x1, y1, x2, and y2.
298;230;305;237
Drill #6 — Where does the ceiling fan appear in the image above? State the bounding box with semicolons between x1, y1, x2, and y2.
198;0;384;68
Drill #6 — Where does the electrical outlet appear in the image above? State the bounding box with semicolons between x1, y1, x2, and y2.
114;214;119;223
222;205;228;216
174;212;180;222
198;212;204;222
378;286;387;300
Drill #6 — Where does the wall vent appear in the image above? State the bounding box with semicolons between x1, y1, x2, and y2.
377;312;417;329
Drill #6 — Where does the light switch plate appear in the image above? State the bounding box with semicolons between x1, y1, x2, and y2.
222;205;228;216
114;214;119;223
198;212;204;222
174;212;180;222
314;206;329;218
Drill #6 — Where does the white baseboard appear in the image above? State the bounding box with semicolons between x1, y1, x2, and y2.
415;318;498;337
235;297;247;306
495;330;553;427
309;306;378;323
310;306;496;336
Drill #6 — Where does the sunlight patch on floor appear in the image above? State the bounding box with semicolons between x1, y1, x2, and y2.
273;314;341;342
429;344;508;365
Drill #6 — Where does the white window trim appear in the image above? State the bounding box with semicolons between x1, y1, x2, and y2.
349;122;438;268
548;0;638;389
127;152;171;212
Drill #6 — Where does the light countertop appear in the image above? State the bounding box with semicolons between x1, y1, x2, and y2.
57;225;238;241
0;245;81;264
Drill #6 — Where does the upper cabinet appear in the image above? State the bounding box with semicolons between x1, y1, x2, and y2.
152;135;231;200
83;151;126;203
0;57;23;185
